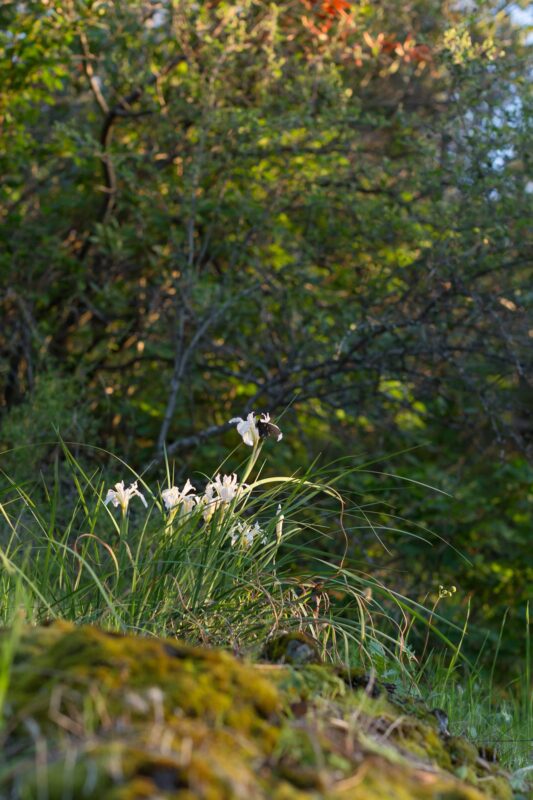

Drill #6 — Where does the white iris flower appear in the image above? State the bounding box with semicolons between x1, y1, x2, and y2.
201;473;243;520
104;480;147;513
229;411;283;445
229;519;266;548
228;412;260;446
209;473;240;502
161;479;197;515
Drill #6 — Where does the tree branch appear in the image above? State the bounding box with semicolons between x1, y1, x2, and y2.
78;51;186;259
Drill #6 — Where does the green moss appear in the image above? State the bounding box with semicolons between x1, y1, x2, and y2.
448;737;482;767
3;624;287;799
263;663;347;704
476;776;514;800
0;624;515;800
333;756;489;799
9;623;279;737
389;716;453;770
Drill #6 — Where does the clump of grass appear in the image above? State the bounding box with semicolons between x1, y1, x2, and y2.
0;427;462;670
414;603;533;776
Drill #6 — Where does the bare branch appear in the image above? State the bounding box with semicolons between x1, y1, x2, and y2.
79;31;109;115
156;285;258;455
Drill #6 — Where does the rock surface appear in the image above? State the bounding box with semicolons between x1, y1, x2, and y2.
0;622;518;799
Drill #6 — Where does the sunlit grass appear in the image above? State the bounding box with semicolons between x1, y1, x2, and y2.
0;436;530;778
0;437;462;664
412;603;533;775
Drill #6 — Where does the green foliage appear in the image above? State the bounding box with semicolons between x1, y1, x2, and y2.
0;0;531;677
1;0;530;457
0;370;95;482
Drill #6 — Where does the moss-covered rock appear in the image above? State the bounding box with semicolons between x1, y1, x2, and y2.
262;632;321;665
0;623;517;799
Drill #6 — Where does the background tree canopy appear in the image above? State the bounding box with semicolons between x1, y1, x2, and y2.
0;0;531;669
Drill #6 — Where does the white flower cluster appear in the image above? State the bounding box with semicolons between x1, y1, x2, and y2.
103;473;284;551
159;473;266;547
159;473;244;522
104;411;283;517
105;472;248;520
161;479;196;515
201;473;243;521
229;519;266;548
103;411;286;551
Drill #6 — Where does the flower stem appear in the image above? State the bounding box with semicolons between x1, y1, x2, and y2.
119;508;128;538
241;441;262;484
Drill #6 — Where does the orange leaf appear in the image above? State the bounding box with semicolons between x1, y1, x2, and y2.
363;31;375;49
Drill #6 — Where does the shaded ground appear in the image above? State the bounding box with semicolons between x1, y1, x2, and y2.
0;623;525;799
